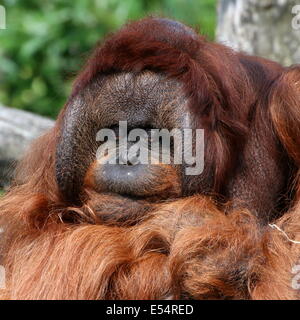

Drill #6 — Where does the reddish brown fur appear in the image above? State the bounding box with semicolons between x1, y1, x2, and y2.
0;18;300;300
1;194;300;299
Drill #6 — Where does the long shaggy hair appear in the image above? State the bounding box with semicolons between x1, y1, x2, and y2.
1;193;300;299
0;18;300;300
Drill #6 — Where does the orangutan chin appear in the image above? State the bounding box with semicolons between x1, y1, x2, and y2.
0;17;300;300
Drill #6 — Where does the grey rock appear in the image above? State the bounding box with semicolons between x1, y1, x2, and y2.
217;0;300;66
0;105;54;188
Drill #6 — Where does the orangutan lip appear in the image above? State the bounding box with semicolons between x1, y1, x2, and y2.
94;164;171;198
110;192;144;201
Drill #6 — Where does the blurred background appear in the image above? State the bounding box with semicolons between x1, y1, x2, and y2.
0;0;216;118
0;0;299;189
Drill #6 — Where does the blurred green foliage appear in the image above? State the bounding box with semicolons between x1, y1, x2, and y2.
0;0;217;118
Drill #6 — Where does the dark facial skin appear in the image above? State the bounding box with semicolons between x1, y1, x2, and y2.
56;72;190;203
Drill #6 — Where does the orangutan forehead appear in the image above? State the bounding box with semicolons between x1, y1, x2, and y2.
97;71;185;102
82;71;189;128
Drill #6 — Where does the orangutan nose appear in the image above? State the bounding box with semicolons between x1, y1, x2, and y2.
119;151;140;166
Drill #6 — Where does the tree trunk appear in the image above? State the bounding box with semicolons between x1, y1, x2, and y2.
0;105;54;188
217;0;300;66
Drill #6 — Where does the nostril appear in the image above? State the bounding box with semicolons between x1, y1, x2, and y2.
127;153;140;165
119;152;140;166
